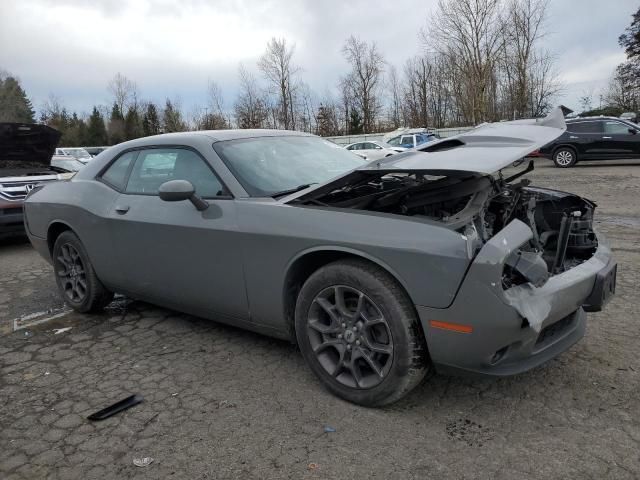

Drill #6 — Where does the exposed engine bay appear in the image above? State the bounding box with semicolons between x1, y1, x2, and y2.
295;161;598;289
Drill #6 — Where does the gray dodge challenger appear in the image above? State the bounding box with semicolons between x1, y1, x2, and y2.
24;108;617;406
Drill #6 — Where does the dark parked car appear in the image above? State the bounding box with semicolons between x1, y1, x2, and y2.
536;116;640;167
24;109;616;406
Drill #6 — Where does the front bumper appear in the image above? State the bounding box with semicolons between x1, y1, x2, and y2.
0;203;25;235
417;219;616;377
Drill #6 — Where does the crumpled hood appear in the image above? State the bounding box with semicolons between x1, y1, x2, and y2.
287;108;566;202
361;107;566;175
0;123;62;169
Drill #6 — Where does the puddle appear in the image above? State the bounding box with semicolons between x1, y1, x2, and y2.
596;215;640;229
12;306;72;331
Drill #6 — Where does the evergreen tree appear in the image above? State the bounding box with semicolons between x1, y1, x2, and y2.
142;102;161;136
316;103;339;137
124;106;142;140
86;107;108;145
108;102;125;145
0;76;35;123
619;7;640;62
163;99;185;133
348;109;364;134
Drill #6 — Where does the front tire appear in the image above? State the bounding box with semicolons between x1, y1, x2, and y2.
295;259;429;406
553;147;577;168
52;231;114;313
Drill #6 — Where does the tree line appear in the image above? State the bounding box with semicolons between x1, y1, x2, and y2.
1;1;637;148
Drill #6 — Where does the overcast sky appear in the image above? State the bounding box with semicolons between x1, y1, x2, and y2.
0;0;636;119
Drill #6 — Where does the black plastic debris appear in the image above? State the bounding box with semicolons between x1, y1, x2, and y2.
87;394;144;421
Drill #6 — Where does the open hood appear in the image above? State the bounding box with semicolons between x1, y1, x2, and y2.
287;108;566;202
0;123;62;170
363;107;566;175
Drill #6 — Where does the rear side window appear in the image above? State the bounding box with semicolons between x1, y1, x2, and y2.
125;148;225;197
100;151;136;190
567;121;602;134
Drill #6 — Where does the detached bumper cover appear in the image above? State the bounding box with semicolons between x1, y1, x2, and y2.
417;219;616;376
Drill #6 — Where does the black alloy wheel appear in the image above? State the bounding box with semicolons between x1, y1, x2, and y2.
52;231;114;312
307;285;394;389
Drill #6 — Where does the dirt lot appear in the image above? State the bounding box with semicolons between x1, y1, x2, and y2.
1;158;639;480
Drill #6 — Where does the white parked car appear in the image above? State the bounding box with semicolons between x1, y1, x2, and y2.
345;141;400;160
51;147;93;172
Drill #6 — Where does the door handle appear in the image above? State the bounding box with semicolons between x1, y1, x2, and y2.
115;205;130;214
602;136;612;139
569;136;578;139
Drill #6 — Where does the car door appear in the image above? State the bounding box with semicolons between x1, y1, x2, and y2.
566;121;604;159
361;142;385;160
399;135;415;149
602;120;639;158
104;146;249;321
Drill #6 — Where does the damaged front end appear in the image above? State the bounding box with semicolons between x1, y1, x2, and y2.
292;159;616;374
293;160;601;295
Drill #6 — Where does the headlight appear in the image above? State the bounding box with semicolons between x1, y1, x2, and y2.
57;172;76;180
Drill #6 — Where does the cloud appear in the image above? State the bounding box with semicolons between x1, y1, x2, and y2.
0;0;636;115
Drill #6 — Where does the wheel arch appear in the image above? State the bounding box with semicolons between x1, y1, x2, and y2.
282;246;416;339
46;220;75;255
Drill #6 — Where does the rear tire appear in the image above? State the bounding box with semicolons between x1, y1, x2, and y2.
295;259;429;406
52;231;114;313
553;147;577;168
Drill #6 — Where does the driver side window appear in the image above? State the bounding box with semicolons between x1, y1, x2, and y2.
124;148;226;198
604;121;632;135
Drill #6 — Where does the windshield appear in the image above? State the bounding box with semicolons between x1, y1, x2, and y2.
213;136;368;196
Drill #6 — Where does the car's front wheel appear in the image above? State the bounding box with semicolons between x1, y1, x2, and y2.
553;147;577;168
295;259;429;406
52;231;114;313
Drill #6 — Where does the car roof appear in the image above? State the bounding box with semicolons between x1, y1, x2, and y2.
141;129;314;143
567;116;625;122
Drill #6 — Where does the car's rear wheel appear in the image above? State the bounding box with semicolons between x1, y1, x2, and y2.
52;231;113;313
295;259;429;406
553;147;577;167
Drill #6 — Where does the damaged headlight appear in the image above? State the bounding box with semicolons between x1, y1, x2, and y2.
503;250;549;289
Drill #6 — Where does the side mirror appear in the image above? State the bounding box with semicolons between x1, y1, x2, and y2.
159;180;208;211
629;128;638;135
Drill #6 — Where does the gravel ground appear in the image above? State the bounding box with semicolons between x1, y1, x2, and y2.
1;158;639;479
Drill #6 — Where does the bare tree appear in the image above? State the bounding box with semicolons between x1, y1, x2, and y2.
341;36;385;133
207;81;226;118
423;0;504;124
386;65;403;128
258;38;299;130
198;80;229;129
234;64;268;129
403;56;430;128
525;50;562;117
108;73;138;114
500;0;549;118
297;82;317;133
